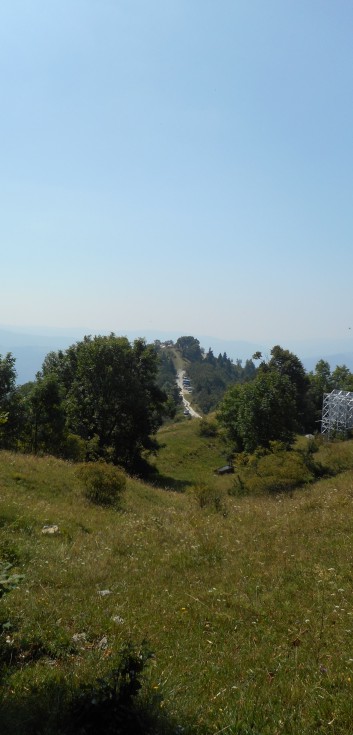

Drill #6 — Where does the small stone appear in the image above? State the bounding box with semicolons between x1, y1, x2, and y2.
98;589;112;597
112;615;124;625
42;525;59;535
98;636;108;650
72;632;87;644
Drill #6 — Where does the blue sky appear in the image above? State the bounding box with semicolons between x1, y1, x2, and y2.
1;0;353;344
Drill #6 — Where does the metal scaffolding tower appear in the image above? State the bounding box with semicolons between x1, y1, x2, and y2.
321;389;353;437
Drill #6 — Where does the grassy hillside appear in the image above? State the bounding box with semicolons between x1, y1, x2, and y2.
150;418;229;489
1;428;353;733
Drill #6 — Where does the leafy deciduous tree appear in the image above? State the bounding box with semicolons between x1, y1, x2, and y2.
264;345;311;431
176;336;203;362
218;368;298;452
28;374;67;454
0;353;21;449
41;334;167;472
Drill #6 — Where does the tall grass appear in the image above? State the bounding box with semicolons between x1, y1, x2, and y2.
0;433;353;733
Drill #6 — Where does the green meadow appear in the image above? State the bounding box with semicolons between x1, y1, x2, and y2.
1;421;353;733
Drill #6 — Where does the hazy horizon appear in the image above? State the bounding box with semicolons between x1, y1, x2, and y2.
2;322;353;385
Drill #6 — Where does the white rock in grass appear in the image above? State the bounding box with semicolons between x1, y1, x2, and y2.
42;525;59;534
112;615;124;625
72;633;87;644
98;589;112;597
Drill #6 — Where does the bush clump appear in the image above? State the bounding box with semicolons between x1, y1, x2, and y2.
77;462;127;507
0;561;23;599
192;483;225;512
229;444;326;496
62;433;86;461
198;419;218;438
228;474;248;497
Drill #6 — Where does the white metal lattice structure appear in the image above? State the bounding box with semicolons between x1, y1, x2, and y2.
321;389;353;437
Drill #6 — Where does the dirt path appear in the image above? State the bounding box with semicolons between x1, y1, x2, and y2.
176;370;202;418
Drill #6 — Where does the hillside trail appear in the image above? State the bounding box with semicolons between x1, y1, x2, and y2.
176;370;202;418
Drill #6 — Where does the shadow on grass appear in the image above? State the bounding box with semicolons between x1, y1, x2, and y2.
148;473;192;493
0;679;202;735
0;643;205;735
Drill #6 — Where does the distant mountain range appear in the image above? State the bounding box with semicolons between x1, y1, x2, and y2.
1;325;353;385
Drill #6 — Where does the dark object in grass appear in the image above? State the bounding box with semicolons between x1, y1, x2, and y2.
214;464;234;475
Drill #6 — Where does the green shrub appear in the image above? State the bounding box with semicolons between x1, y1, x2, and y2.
232;445;321;495
228;474;248;497
0;561;23;599
198;419;218;437
318;439;353;475
192;483;225;512
62;433;86;461
76;462;127;507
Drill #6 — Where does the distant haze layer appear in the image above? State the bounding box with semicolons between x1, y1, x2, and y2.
1;326;353;385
